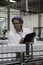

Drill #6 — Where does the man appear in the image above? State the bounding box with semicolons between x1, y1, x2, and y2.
8;16;36;58
8;16;36;45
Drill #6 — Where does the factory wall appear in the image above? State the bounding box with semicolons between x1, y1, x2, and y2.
41;14;43;38
0;9;42;32
22;14;38;31
10;9;38;32
42;14;43;27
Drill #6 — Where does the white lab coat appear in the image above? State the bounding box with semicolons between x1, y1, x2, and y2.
8;28;33;46
8;27;37;46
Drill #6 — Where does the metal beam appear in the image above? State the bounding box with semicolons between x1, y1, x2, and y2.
38;14;42;39
7;0;10;30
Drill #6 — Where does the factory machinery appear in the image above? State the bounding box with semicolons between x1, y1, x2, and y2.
0;40;43;65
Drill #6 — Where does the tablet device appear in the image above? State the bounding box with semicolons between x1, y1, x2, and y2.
23;32;36;43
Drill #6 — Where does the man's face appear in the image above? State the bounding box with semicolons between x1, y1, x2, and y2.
12;19;22;32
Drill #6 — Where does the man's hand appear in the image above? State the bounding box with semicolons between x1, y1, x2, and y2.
20;38;24;43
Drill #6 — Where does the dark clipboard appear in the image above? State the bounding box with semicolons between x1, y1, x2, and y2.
23;32;36;43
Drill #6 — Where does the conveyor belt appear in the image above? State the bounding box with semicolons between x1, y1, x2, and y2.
0;60;21;65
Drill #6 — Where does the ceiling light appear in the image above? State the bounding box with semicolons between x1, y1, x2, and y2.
10;0;16;3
